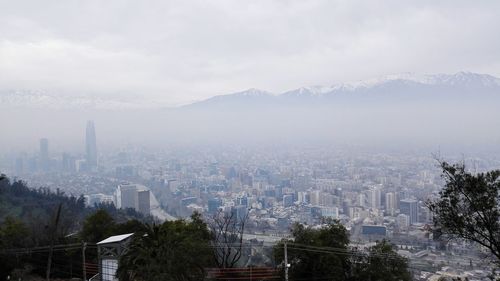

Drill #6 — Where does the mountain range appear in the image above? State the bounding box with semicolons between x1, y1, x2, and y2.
186;71;500;109
1;72;499;110
1;71;500;150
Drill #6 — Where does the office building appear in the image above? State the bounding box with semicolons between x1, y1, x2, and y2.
400;198;419;224
208;198;222;213
137;190;150;215
361;225;387;236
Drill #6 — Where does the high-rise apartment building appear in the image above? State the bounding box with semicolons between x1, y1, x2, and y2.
118;184;138;210
367;187;381;209
385;192;396;215
310;190;321;206
116;183;151;215
85;120;98;170
358;193;366;207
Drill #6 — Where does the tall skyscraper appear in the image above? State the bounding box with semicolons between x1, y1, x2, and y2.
400;199;419;224
85;121;97;170
39;138;49;172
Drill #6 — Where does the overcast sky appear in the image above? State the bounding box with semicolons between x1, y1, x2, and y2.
1;0;500;105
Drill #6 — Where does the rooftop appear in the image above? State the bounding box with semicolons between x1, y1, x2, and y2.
97;233;134;245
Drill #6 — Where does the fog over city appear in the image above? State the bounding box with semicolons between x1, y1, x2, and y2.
2;71;500;153
1;1;500;153
1;2;500;281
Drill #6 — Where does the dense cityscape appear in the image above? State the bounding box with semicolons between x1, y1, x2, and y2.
2;120;499;280
2;1;500;280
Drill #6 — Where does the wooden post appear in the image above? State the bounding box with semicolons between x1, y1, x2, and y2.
46;203;62;281
82;241;87;281
284;241;289;281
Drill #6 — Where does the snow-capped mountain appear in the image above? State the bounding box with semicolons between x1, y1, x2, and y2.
281;86;340;97
1;72;499;110
283;71;500;97
0;90;159;110
185;71;500;108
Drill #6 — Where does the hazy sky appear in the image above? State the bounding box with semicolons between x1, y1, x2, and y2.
1;0;500;105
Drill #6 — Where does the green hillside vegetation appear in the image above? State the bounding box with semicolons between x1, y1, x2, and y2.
0;175;151;280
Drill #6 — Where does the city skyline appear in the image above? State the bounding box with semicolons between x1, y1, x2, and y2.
1;1;499;280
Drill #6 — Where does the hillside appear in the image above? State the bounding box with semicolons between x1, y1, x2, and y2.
0;175;151;280
0;175;147;235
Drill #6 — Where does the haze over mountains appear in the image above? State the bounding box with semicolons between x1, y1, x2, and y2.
1;71;499;110
1;72;500;152
185;71;500;109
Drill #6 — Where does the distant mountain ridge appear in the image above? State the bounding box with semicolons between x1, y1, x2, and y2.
0;90;158;110
1;72;499;110
185;71;500;109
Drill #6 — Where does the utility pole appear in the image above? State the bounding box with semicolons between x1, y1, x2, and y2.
82;241;87;281
284;241;289;281
46;203;62;281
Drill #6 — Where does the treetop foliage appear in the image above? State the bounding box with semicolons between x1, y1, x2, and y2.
427;161;500;260
117;212;215;281
274;221;410;281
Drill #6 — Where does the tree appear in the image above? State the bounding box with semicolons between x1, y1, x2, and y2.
274;221;351;281
0;216;30;248
113;219;148;235
0;217;31;280
81;209;116;243
351;240;411;281
209;209;249;268
427;161;500;260
117;212;214;281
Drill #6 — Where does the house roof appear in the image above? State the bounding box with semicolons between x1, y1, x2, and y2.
97;233;134;245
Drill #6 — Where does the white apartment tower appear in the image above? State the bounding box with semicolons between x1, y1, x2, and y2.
385;192;396;215
367;186;381;209
116;183;151;215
